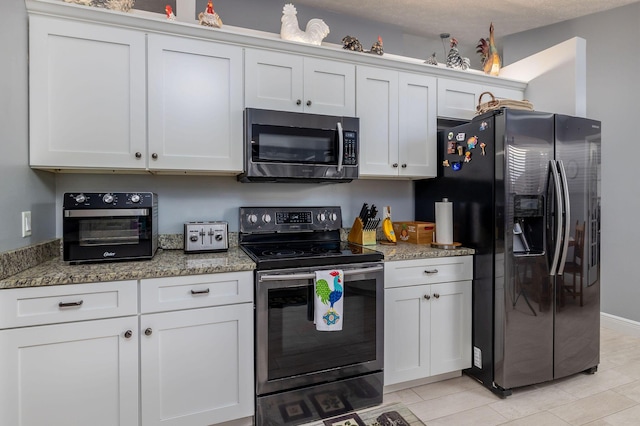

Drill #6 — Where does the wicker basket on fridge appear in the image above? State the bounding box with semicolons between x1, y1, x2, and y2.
475;91;534;115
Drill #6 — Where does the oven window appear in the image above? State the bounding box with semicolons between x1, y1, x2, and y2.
267;278;377;381
78;218;143;246
252;124;336;164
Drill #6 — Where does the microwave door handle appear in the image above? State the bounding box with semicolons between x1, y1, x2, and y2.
337;122;344;172
557;160;571;275
549;160;563;276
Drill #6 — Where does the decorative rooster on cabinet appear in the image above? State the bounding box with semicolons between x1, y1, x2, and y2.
446;38;470;70
280;3;330;46
315;270;343;326
476;23;501;76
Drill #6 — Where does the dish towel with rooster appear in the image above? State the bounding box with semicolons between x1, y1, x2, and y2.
314;269;344;331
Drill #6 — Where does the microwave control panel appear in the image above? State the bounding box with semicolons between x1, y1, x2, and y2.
343;131;358;165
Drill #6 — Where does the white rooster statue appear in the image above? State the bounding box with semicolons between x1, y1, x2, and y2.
280;4;329;46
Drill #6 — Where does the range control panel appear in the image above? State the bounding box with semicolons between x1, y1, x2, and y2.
239;207;342;233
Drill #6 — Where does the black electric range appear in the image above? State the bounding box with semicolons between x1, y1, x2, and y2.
239;206;383;270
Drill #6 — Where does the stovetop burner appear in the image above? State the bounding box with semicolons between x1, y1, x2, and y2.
239;206;384;270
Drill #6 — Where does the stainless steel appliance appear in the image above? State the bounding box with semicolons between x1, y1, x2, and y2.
239;108;359;183
63;192;158;263
415;109;601;396
184;221;228;253
239;206;384;425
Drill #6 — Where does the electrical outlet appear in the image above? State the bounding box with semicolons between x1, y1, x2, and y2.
22;211;32;237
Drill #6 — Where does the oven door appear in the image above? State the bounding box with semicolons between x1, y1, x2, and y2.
255;262;384;396
63;209;155;262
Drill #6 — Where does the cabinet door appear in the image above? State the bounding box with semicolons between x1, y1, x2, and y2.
147;34;243;173
140;303;254;426
384;285;430;386
29;15;146;170
430;281;472;376
398;73;437;178
303;57;355;116
245;48;304;112
0;317;139;426
437;78;482;120
356;66;399;177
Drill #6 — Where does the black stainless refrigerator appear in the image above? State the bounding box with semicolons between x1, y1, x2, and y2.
415;108;601;396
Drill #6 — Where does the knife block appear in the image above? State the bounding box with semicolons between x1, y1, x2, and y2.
347;217;377;246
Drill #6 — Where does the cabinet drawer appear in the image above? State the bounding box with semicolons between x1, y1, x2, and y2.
0;281;138;329
140;271;253;313
385;256;472;288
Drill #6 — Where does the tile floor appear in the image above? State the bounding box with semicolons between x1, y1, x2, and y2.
382;327;640;425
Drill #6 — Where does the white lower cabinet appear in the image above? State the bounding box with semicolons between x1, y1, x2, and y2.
384;257;472;386
139;272;254;426
0;282;139;426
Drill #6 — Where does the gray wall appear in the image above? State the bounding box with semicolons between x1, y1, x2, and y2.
0;0;56;254
503;3;640;322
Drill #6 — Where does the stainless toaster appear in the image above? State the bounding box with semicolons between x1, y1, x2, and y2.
184;221;228;253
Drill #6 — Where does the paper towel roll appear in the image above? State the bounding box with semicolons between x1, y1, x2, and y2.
435;199;453;244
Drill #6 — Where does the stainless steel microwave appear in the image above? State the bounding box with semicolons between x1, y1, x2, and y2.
238;108;359;183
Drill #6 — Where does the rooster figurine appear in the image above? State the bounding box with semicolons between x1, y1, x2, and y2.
476;23;501;76
165;5;175;21
280;3;330;46
368;36;384;55
446;38;470;71
198;1;223;28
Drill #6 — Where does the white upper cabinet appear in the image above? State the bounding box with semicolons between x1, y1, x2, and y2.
438;77;524;120
245;48;356;116
357;66;437;178
29;15;146;170
147;34;243;173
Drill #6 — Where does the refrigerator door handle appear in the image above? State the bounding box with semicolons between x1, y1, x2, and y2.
557;160;571;275
549;160;563;276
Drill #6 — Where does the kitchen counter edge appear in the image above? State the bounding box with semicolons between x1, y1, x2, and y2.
0;243;474;289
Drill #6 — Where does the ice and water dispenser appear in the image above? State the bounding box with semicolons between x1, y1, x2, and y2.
513;194;544;254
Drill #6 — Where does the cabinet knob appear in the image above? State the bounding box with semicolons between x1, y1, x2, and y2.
306;100;312;106
124;330;133;339
434;293;440;299
401;164;407;168
151;153;158;160
145;328;153;336
392;163;398;168
296;99;302;105
423;294;431;300
135;152;142;159
424;269;438;275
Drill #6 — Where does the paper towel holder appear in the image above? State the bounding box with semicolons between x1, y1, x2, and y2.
432;197;460;249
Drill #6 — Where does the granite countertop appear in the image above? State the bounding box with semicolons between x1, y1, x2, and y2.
0;248;256;289
0;241;474;290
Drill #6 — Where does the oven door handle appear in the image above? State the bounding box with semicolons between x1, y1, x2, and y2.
64;209;149;218
259;265;384;283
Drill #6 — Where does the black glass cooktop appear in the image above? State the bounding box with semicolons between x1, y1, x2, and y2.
240;240;383;270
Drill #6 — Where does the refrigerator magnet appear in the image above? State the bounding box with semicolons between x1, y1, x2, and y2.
442;159;450;167
451;161;462;171
456;132;466;142
447;140;457;154
448;131;454;140
480;142;487;155
480;121;488;131
464;151;472;162
467;136;478;149
457;145;464;156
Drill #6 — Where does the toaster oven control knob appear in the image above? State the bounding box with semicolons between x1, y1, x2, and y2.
262;214;272;224
215;234;223;241
102;193;114;204
248;214;258;224
74;193;86;204
190;235;199;242
130;194;141;203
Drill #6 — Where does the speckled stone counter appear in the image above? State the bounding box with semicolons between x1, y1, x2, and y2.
372;241;474;261
0;248;255;289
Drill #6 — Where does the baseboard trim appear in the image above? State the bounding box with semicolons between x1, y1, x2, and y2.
601;312;640;338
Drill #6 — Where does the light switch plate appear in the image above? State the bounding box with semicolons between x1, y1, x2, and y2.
22;211;32;237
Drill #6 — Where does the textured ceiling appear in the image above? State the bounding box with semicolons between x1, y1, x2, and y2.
291;0;640;42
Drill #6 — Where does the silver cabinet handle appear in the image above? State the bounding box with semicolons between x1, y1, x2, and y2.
145;328;152;336
58;300;83;308
191;288;210;295
424;269;438;274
